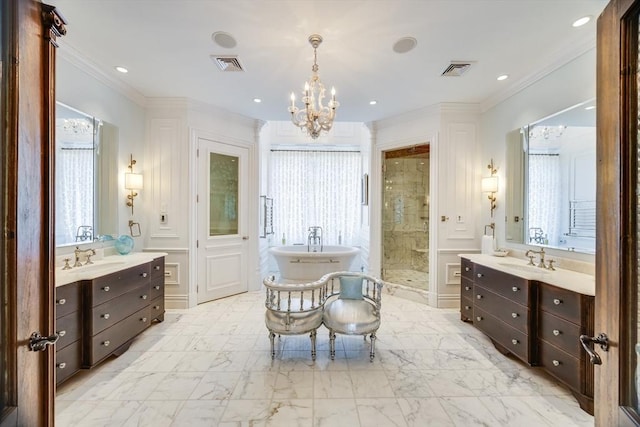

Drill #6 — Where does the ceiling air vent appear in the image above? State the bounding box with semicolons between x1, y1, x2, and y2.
441;62;472;77
211;55;244;72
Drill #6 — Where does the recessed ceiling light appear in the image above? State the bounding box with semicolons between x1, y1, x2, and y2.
392;37;417;54
212;31;237;48
369;100;377;105
572;16;591;27
497;74;509;81
253;98;262;103
115;66;128;73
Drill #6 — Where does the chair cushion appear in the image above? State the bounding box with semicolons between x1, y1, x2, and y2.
339;276;363;300
323;299;380;335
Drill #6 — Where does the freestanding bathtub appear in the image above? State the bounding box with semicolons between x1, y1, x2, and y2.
269;245;361;282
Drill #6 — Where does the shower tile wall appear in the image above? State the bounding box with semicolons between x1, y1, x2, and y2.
383;156;429;272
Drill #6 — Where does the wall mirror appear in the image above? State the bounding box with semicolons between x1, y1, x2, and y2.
505;99;596;254
55;102;119;246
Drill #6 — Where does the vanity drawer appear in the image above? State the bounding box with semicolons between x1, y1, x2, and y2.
88;263;151;307
473;307;530;363
460;277;473;299
90;282;151;335
461;258;474;280
474;285;529;334
460;296;473;322
539;341;580;391
539;310;582;356
86;306;151;366
539;283;582;324
56;282;81;318
150;295;165;321
56;340;82;385
150;257;165;280
56;310;81;349
149;277;164;300
474;264;530;306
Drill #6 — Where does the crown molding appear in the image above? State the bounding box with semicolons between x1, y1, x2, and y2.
480;35;596;113
58;43;148;107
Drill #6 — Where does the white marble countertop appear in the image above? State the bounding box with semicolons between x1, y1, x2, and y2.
458;253;595;296
55;252;168;287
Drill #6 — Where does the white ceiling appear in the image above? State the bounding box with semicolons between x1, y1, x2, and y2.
48;0;608;123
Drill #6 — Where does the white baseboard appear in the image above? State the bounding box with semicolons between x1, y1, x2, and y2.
165;294;189;309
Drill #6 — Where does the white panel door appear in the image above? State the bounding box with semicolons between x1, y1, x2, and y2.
197;137;249;303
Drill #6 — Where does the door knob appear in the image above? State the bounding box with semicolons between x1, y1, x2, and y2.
29;332;59;351
580;333;609;365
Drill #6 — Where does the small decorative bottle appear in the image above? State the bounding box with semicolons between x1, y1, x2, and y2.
281;233;286;245
338;231;342;245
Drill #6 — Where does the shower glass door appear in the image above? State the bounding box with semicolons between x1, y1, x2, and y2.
381;145;429;291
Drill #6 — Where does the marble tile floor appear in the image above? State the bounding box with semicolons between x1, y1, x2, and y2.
384;269;428;290
55;290;594;427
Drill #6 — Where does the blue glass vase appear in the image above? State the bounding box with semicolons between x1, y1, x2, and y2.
115;235;134;255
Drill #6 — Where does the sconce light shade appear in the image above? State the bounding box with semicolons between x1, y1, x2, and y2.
481;176;498;193
125;172;143;190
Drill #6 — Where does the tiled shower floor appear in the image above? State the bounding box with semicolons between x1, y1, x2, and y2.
55;290;593;426
384;269;428;290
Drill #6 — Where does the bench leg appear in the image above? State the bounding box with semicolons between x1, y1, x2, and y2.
310;330;317;361
369;332;377;362
329;330;336;360
269;331;276;359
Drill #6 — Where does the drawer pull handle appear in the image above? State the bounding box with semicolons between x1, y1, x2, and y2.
476;316;483;321
103;340;110;347
58;330;66;337
155;265;161;270
476;273;483;278
512;287;519;292
464;267;470;272
464;286;471;291
102;313;110;320
476;295;483;300
142;272;148;278
464;306;471;310
552;360;560;367
58;362;66;369
154;305;161;310
553;298;562;305
154;285;160;290
141;295;148;300
57;298;66;305
103;286;110;292
511;313;518;318
552;329;560;336
141;317;147;322
511;339;519;345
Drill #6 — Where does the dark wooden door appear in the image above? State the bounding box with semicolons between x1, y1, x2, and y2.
0;1;65;426
596;0;640;425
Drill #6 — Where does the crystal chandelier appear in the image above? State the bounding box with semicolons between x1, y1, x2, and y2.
288;34;339;139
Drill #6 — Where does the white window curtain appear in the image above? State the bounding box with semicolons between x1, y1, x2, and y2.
55;147;94;245
528;154;561;245
270;150;361;246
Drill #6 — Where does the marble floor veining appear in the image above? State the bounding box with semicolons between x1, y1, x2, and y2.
55;290;594;427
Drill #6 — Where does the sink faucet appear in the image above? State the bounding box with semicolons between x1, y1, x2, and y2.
525;247;546;269
307;226;323;252
74;246;96;267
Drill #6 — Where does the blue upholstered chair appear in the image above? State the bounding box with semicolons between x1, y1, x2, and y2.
322;272;384;362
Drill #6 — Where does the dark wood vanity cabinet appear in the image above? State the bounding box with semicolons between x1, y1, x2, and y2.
84;256;165;367
537;282;595;414
55;255;165;384
460;257;594;415
55;282;82;385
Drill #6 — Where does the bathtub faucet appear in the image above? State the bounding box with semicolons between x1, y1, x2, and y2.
307;226;323;252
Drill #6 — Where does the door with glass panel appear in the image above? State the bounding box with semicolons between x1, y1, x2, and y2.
197;138;249;303
595;0;640;424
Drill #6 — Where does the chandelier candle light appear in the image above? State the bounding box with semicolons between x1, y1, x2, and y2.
289;34;339;139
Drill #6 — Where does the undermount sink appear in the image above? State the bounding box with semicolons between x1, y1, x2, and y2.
69;260;127;273
497;262;550;274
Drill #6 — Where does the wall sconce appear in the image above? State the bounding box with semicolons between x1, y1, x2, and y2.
125;154;143;215
481;159;498;218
